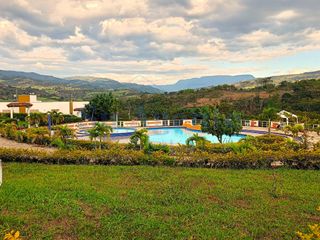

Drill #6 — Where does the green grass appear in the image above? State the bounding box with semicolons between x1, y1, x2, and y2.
0;163;319;239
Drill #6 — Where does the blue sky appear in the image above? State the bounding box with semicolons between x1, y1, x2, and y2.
0;0;319;84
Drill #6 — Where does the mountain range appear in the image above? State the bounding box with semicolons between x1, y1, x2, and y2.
0;70;161;93
1;69;320;100
235;70;320;88
154;75;255;92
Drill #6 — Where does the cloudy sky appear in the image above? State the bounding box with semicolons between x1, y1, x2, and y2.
0;0;320;84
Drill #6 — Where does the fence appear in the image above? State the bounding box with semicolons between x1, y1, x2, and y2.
66;119;319;132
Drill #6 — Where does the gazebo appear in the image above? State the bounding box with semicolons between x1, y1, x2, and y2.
7;102;33;118
277;110;298;125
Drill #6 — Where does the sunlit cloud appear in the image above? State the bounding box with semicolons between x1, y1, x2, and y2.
0;0;319;83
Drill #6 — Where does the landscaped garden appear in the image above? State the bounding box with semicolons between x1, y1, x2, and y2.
0;102;319;240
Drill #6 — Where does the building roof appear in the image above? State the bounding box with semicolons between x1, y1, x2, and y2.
74;107;85;111
7;102;33;108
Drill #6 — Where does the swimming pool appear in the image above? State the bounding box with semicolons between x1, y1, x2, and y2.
147;127;245;145
78;128;135;137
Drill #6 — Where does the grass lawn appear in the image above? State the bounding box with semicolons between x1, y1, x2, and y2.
0;163;319;240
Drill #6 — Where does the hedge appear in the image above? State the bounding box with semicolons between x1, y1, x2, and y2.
0;148;319;169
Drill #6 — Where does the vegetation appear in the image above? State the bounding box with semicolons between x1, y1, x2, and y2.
87;122;113;149
25;112;47;128
84;93;120;121
129;129;150;150
48;110;64;125
0;163;319;239
201;107;242;143
186;133;209;150
296;207;320;240
260;107;278;134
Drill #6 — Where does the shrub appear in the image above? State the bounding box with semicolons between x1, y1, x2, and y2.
0;147;319;170
50;137;66;149
62;114;82;124
145;143;170;154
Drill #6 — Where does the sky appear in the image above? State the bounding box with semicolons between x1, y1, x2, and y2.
0;0;320;85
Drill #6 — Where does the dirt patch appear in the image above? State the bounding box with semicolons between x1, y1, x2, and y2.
207;195;223;204
0;137;55;152
233;199;251;209
78;201;111;227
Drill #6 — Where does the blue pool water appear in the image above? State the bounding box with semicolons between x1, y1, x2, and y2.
112;128;135;134
147;127;245;145
78;128;135;137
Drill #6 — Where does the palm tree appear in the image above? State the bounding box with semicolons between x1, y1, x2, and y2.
48;110;64;125
89;122;113;149
26;113;47;127
129;129;149;150
87;128;99;149
54;125;75;143
186;133;208;149
260;107;278;134
112;98;121;127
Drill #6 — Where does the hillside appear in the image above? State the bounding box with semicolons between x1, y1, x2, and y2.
119;79;320;121
154;75;255;92
0;70;160;101
235;70;320;88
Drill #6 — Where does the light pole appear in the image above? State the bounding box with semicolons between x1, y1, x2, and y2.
48;113;52;136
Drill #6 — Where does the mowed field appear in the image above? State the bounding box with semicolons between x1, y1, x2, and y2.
0;163;319;240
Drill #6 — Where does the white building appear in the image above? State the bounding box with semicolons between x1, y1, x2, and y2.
0;95;88;117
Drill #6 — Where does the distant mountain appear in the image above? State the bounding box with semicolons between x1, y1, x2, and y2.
66;76;160;93
235;70;320;88
0;70;160;93
154;75;255;92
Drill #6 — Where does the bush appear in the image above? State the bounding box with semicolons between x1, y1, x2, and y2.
145;143;170;154
0;147;319;170
62;114;82;124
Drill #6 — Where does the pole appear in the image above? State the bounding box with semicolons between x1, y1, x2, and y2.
0;159;2;186
48;113;52;131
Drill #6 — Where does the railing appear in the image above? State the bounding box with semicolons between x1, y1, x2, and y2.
66;119;319;132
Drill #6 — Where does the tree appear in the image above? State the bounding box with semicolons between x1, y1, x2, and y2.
84;93;115;121
225;111;242;137
54;125;75;143
291;124;304;138
26;113;47;127
111;98;121;127
186;133;208;150
48;110;64;125
260;107;278;134
201;107;242;143
88;122;113;149
87;128;99;147
129;129;149;150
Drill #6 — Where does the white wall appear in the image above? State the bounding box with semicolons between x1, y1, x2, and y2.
0;101;88;115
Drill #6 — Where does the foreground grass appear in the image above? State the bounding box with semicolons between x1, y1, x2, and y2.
0;164;319;239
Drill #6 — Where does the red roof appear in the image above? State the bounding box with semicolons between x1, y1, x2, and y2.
7;102;33;108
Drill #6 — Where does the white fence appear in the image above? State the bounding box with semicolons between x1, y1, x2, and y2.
65;119;319;132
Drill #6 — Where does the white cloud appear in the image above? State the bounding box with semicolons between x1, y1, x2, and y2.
0;19;36;47
0;0;320;83
271;10;300;21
